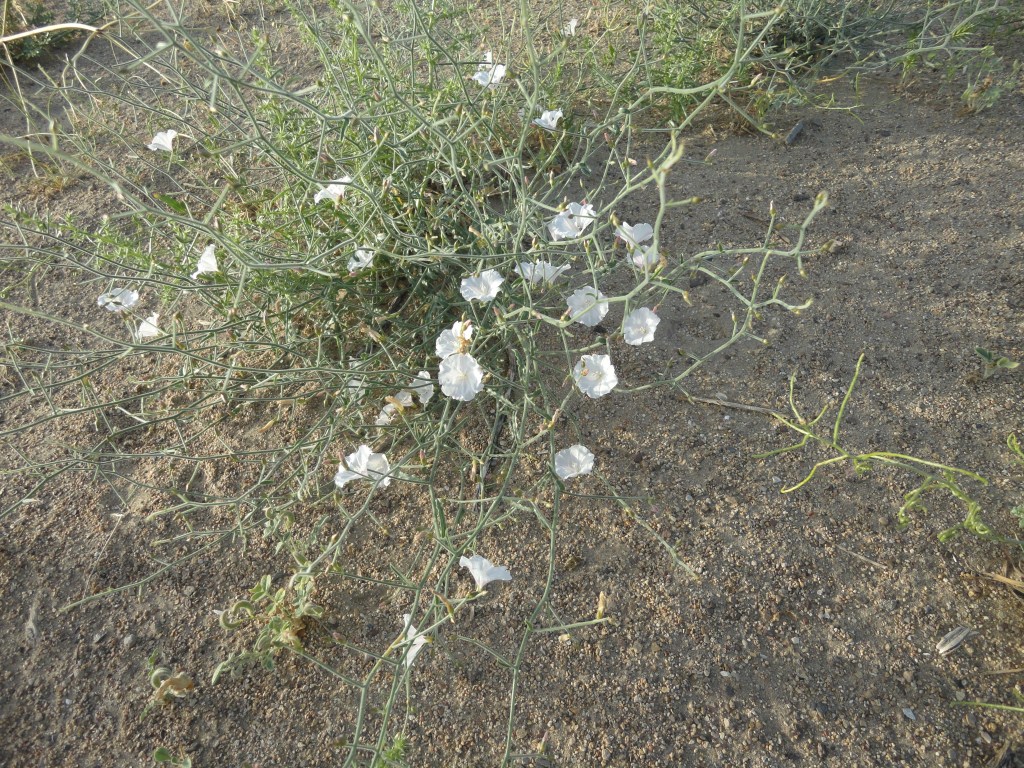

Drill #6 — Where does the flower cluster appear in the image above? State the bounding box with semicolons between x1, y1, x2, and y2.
436;321;484;401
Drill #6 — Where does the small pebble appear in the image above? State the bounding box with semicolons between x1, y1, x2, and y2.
122;634;136;649
903;708;916;721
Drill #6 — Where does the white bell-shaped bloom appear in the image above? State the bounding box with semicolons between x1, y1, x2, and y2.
147;130;177;152
334;445;392;489
459;555;512;592
97;288;139;312
566;286;609;327
622;308;660;346
438;353;484;401
572;354;617;398
554;444;595;480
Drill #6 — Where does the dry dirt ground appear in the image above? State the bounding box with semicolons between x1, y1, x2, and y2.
2;5;1024;768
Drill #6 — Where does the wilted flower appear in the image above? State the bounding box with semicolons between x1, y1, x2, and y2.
334;444;392;489
191;244;218;280
135;313;162;341
514;260;571;285
375;389;415;426
147;130;177;152
460;554;512;592
348;247;374;273
436;320;474;359
401;614;429;668
438;353;484;401
630;243;660;270
573;354;617;398
554;444;595;480
623;307;660;345
314;176;353;204
460;269;504;302
547;202;596;241
566;286;609;327
615;221;654;250
533;109;563;131
471;51;506;88
97;288;139;312
409;370;434;405
562;18;578;36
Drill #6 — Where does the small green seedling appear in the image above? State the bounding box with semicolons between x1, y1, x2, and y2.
153;747;192;767
975;346;1019;379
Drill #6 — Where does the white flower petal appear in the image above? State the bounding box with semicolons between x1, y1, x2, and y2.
572;354;617;398
435;320;474;359
615;221;654;250
135;313;162;341
191;244;218;280
630;243;660;270
566;286;609;327
459;554;512;592
314;176;353;204
533;109;563;131
471;53;506;87
460;269;504;302
547;202;596;241
623;307;660;345
554;444;595;480
147;130;177;152
410;371;435;404
348;246;374;272
97;288;139;312
401;614;429;668
334;444;392;489
375;404;396;426
438;352;484;401
514;260;571;285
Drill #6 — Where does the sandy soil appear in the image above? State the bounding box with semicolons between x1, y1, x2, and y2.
2;5;1024;767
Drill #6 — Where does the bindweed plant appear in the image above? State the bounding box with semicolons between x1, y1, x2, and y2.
0;0;1009;763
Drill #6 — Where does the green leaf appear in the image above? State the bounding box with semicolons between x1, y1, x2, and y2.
153;747;172;762
152;193;189;216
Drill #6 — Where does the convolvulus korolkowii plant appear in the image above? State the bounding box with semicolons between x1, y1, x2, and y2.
1;0;999;763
